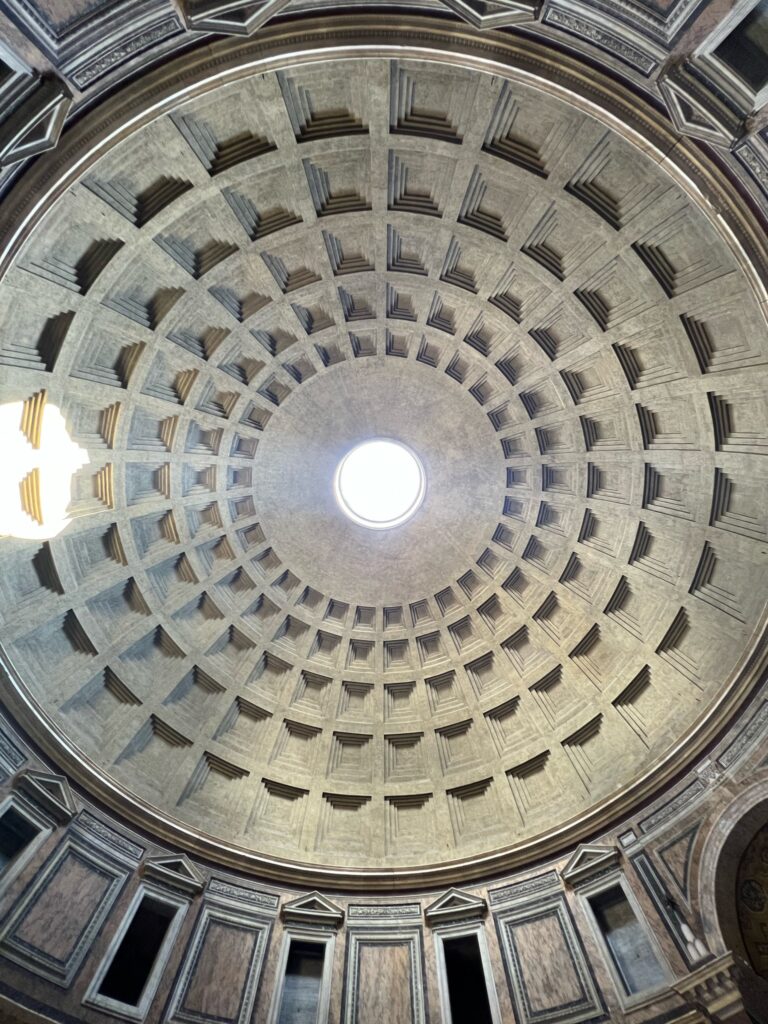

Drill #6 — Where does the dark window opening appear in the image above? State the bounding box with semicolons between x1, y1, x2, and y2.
277;940;325;1024
443;933;494;1024
589;886;666;996
714;0;768;93
0;806;39;872
97;895;176;1006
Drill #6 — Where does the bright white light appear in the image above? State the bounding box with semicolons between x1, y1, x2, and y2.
0;401;89;540
334;439;425;529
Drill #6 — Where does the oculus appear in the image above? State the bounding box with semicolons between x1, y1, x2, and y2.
334;439;425;529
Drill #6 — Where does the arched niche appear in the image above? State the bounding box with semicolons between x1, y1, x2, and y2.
736;821;768;979
697;781;768;1022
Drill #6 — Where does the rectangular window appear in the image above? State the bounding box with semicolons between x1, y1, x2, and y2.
97;895;177;1008
589;885;666;996
0;805;40;873
277;940;326;1024
714;0;768;93
443;934;494;1024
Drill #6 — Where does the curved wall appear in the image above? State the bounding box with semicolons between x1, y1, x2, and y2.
0;675;766;1023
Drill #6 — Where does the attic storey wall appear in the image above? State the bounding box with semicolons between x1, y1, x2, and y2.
0;679;764;1024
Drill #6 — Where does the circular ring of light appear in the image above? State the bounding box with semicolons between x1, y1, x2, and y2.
334;439;426;529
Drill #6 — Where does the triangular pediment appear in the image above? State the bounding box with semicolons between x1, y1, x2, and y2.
13;769;76;823
659;78;737;149
561;844;621;886
182;0;292;35
282;891;344;927
424;888;487;925
183;0;535;33
0;77;72;168
440;0;536;29
142;854;205;895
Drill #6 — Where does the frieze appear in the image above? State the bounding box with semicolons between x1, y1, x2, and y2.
696;760;723;788
718;696;768;769
639;779;706;835
70;16;184;89
73;811;145;862
347;903;421;920
545;0;706;45
0;0;177;66
489;870;561;906
207;877;279;910
544;7;657;75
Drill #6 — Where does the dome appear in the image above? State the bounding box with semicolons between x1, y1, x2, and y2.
0;13;766;893
2;7;768;1024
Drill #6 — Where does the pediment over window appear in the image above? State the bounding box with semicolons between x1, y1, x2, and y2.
440;0;536;30
181;0;292;35
561;844;621;887
180;0;535;36
658;73;740;148
281;891;345;927
424;888;487;926
142;854;205;895
13;769;76;823
0;77;72;169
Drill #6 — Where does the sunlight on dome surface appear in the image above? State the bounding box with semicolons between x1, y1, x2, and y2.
0;401;89;540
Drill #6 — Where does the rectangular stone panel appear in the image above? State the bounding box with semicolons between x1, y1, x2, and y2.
494;893;606;1024
0;835;128;985
343;928;425;1024
166;903;272;1023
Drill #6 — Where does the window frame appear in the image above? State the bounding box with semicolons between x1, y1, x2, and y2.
267;926;336;1024
0;792;51;895
579;870;671;1009
432;920;503;1024
693;0;768;111
0;39;29;77
82;881;188;1022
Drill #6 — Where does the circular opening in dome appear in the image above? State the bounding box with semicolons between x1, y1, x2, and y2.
334;439;426;529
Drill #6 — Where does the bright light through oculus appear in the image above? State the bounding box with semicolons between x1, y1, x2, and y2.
334;440;425;529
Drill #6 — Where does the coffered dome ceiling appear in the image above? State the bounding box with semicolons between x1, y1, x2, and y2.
0;36;766;884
